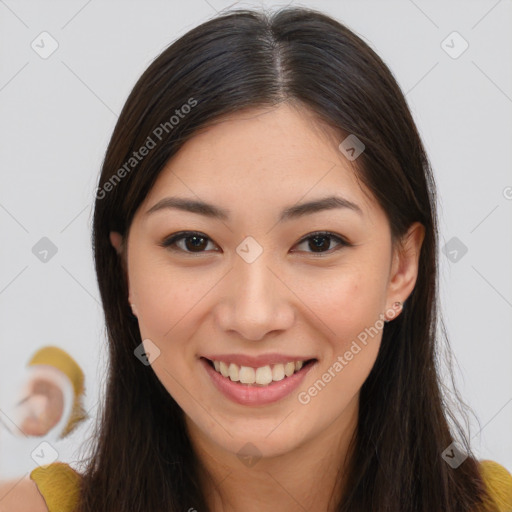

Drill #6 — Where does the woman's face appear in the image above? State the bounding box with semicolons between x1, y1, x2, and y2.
111;103;424;461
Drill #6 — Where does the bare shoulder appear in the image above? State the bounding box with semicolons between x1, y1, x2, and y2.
0;475;48;512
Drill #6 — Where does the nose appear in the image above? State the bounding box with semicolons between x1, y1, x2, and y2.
215;252;295;341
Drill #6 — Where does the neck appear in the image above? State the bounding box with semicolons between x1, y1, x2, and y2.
187;396;359;512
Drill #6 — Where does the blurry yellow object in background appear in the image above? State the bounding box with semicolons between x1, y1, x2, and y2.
24;346;87;438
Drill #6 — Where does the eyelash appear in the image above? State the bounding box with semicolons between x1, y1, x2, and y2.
159;230;351;256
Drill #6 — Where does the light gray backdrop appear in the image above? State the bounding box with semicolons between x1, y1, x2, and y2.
1;0;511;479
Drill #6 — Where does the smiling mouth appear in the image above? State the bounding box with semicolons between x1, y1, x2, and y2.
202;357;317;386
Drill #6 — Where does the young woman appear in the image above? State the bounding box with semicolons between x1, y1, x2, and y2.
3;5;511;512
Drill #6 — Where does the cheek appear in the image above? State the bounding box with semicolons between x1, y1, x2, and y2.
296;336;380;435
293;264;386;393
297;285;384;418
129;255;219;340
293;262;386;341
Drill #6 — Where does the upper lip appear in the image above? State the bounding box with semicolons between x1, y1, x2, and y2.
201;353;316;368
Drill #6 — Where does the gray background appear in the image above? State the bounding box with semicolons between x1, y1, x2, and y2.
1;0;511;479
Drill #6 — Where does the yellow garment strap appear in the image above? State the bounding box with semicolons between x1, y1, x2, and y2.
479;460;512;512
30;462;81;512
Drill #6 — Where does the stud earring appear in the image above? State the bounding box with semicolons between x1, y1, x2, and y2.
384;301;403;323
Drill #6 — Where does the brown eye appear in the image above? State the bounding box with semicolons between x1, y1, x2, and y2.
159;230;350;256
160;232;217;253
294;232;350;255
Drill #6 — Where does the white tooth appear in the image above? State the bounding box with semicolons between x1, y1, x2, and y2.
295;361;303;371
272;363;285;381
239;366;256;384
213;360;220;372
228;363;240;382
219;361;230;377
284;362;295;377
255;365;273;385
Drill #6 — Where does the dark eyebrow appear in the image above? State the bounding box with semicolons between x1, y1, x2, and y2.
145;195;363;222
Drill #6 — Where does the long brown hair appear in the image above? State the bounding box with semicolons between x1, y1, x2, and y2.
80;6;493;511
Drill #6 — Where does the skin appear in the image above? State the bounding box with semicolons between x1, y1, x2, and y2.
110;103;424;512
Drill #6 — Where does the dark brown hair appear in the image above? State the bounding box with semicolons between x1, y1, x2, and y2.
80;6;493;511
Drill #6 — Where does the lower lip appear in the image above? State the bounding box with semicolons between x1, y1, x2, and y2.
200;357;316;406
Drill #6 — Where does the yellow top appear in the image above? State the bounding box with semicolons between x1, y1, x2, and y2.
29;459;512;512
478;459;512;511
30;462;81;512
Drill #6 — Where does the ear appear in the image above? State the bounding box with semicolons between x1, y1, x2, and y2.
386;222;425;309
109;231;128;270
110;231;124;255
110;231;135;308
110;230;128;279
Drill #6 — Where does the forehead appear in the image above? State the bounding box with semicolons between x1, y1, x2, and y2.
140;104;375;219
